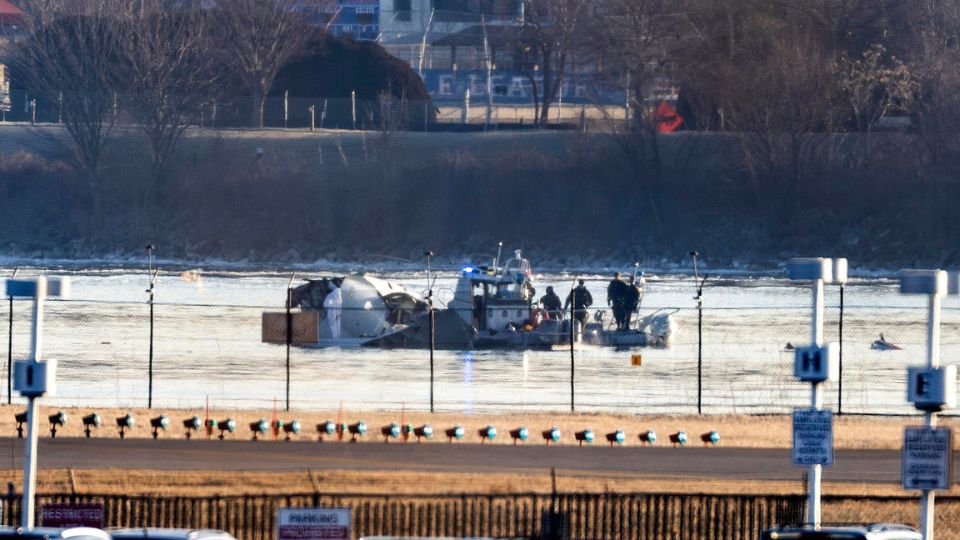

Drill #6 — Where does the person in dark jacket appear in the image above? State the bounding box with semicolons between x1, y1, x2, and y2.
540;286;563;320
564;279;593;328
622;275;642;330
607;272;629;330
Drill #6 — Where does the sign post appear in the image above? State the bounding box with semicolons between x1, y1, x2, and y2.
6;276;70;530
899;269;958;540
277;508;350;540
787;257;845;529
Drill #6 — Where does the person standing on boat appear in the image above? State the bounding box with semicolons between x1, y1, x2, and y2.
540;286;563;320
607;272;629;331
564;279;593;329
623;275;642;330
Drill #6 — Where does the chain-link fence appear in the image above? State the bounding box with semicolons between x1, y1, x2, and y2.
0;268;953;416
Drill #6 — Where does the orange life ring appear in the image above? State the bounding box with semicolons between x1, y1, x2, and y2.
531;308;549;326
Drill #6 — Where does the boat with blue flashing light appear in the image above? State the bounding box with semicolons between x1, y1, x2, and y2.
362;249;677;350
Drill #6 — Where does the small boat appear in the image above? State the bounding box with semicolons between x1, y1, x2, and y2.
365;250;676;350
871;333;902;351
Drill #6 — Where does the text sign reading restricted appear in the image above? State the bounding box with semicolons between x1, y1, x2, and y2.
792;408;834;467
902;426;954;491
40;503;104;528
277;508;351;540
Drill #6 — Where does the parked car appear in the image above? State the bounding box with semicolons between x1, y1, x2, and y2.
760;523;921;540
0;527;111;540
107;529;236;540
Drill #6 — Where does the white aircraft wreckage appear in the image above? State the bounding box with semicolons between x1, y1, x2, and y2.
264;251;676;350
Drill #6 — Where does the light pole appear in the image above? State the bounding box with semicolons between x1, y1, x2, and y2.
6;276;70;530
689;251;706;415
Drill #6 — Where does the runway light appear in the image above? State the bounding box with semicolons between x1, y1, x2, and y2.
638;430;657;445
282;420;301;441
48;411;67;438
14;411;27;438
701;431;720;446
216;418;236;440
381;422;401;442
317;420;336;442
478;425;497;443
271;419;284;440
606;429;625;446
445;425;465;442
149;415;169;440
205;418;217;438
509;426;529;445
82;413;101;438
249;419;269;440
183;416;201;439
348;421;367;442
575;429;595;446
116;414;135;439
541;427;561;445
337;422;348;441
669;431;688;447
413;424;433;442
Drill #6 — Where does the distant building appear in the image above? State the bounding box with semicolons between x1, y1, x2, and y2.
293;0;381;41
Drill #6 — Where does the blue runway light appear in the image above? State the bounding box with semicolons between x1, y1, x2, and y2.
317;420;336;442
381;422;401;442
445;425;465;442
216;418;237;440
283;420;301;440
639;430;657;445
510;426;529;445
250;419;269;440
606;429;625;446
575;429;595;446
542;427;561;445
348;421;367;442
701;431;720;445
669;431;688;446
414;424;434;442
479;425;497;442
462;266;475;274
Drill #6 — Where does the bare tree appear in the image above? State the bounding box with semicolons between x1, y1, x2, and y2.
14;0;128;212
216;0;315;128
513;0;590;127
120;2;221;193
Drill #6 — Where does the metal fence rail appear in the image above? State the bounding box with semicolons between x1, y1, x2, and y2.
0;491;806;540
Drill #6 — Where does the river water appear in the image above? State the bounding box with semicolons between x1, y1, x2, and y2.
2;262;958;415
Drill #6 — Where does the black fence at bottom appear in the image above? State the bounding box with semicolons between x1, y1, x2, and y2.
0;491;805;540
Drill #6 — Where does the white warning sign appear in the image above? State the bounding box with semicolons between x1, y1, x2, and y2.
902;426;953;491
792;408;834;467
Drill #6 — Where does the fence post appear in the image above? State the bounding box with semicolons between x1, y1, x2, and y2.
351;91;357;130
837;283;844;415
285;286;292;413
7;293;12;405
146;245;156;409
569;285;575;413
309;106;315;132
426;251;435;413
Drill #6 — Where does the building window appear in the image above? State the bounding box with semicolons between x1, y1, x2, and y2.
396;0;411;21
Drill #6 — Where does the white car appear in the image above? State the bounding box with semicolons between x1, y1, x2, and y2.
760;523;921;540
0;527;111;540
107;529;236;540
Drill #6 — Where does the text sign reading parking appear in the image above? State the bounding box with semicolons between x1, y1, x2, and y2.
40;503;104;528
277;508;350;540
902;426;954;491
792;408;834;467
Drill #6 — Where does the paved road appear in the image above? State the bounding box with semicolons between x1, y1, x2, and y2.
0;437;916;483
